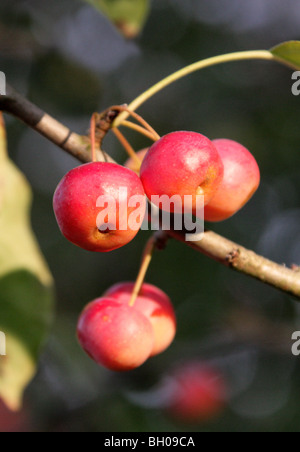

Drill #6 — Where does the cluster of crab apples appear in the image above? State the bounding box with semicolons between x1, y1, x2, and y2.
53;130;260;372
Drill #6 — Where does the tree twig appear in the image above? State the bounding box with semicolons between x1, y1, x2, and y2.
168;229;300;299
1;86;300;300
0;85;114;164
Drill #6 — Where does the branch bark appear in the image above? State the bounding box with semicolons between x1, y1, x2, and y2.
1;85;114;164
1;87;300;300
169;229;300;299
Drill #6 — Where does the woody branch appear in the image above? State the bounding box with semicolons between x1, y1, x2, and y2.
1;86;300;300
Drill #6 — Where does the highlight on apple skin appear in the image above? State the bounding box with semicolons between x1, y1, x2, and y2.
104;282;176;357
53;162;146;252
165;362;227;423
140;131;224;216
204;139;260;222
77;297;154;371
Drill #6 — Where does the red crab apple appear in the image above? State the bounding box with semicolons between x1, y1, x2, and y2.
204;139;260;222
104;282;176;357
166;363;226;423
140;132;224;215
77;298;154;371
125;148;149;174
53;162;146;252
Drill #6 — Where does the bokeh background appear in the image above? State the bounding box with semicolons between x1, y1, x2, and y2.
1;0;300;432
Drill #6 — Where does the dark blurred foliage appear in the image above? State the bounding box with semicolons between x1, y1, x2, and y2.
1;0;300;432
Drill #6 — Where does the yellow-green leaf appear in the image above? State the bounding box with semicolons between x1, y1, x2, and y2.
271;41;300;70
0;270;53;410
0;332;35;411
0;114;52;286
84;0;150;38
0;113;54;410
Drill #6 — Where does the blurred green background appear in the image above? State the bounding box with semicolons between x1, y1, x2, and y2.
1;0;300;432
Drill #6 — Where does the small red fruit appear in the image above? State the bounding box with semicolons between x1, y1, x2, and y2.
204;139;260;222
77;298;154;371
124;148;149;174
166;363;226;423
140;131;224;215
53;162;146;252
104;282;176;357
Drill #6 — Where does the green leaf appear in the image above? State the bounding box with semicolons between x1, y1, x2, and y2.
0;271;53;359
84;0;150;38
270;41;300;70
0;271;53;411
0;114;54;410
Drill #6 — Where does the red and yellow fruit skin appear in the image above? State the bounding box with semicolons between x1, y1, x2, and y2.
140;131;224;215
104;282;176;357
53;162;146;252
77;298;154;371
204;139;260;222
124;148;149;174
166;363;226;423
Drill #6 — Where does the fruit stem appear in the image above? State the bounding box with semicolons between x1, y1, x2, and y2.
110;105;160;141
121;120;159;142
90;113;98;162
129;231;168;307
129;236;156;307
113;50;275;126
112;127;142;168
